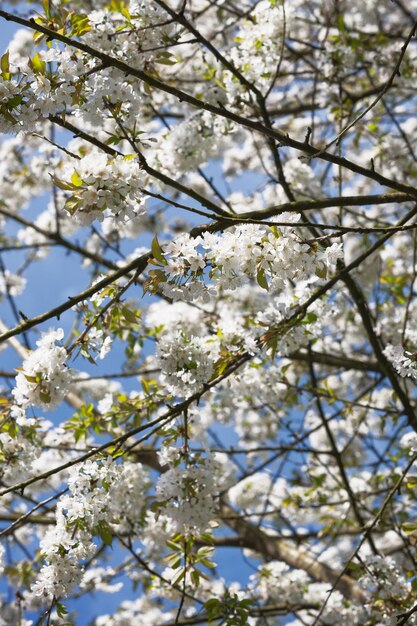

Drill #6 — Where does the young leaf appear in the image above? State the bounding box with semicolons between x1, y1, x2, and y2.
256;268;268;290
1;51;10;80
151;234;167;265
29;52;46;75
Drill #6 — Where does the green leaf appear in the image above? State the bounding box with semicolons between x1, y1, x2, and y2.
337;13;346;33
402;522;417;534
39;390;51;404
266;332;279;359
155;52;177;66
96;521;113;546
110;447;125;460
196;546;214;556
55;602;68;618
24;374;38;383
121;6;131;20
199;558;216;568
6;94;24;108
151;234;167;265
121;306;138;324
0;110;18;124
1;51;10;80
315;265;327;279
171;568;185;586
42;0;52;18
29;52;46;75
302;312;318;325
70;14;92;37
256;268;268;290
51;175;81;191
71;170;83;187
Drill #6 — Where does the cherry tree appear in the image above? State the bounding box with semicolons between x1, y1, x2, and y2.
2;0;417;624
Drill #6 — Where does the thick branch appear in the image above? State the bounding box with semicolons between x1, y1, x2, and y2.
219;502;366;602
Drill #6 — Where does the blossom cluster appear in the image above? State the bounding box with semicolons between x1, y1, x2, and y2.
58;153;148;226
0;54;76;133
359;555;410;601
12;328;72;410
151;111;232;176
155;450;231;534
30;458;148;602
31;460;117;601
156;330;220;396
226;0;293;96
158;221;342;302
